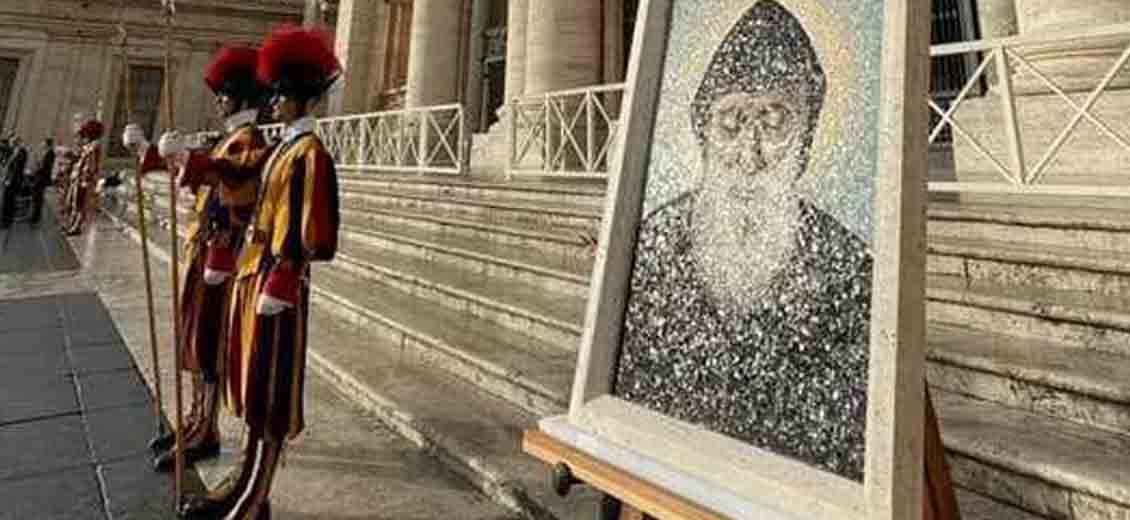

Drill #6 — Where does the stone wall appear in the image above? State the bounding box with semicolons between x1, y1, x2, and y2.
0;0;304;146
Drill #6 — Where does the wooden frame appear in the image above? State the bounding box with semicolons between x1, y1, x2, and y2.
549;0;932;518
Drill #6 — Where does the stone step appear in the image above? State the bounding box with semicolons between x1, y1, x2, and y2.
928;202;1130;255
928;236;1130;296
339;223;591;298
313;264;573;418
341;189;601;237
927;274;1130;357
335;230;584;349
302;299;601;520
927;324;1130;434
340;206;596;275
338;173;607;209
936;390;1130;520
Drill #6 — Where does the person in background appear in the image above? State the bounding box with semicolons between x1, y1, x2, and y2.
29;138;55;224
1;136;29;228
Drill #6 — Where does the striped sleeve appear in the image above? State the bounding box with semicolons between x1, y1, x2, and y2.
269;141;340;264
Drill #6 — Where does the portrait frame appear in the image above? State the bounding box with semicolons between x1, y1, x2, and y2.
545;0;932;519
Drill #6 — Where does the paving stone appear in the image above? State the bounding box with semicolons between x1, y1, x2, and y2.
67;322;126;349
77;370;150;411
0;415;89;479
0;327;66;355
87;404;161;463
0;302;63;332
70;344;136;374
0;376;79;425
100;453;192;520
0;466;104;520
0;347;69;377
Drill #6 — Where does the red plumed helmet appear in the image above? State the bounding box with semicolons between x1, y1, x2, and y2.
78;120;104;140
257;24;341;100
204;45;262;101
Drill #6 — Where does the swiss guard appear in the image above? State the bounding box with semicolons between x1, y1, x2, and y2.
63;118;104;236
179;25;340;519
122;44;273;475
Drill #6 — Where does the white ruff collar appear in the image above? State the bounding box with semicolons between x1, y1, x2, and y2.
224;109;259;133
283;116;316;144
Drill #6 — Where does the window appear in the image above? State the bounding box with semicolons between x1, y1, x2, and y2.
0;58;19;129
109;65;164;157
380;0;413;109
930;0;983;144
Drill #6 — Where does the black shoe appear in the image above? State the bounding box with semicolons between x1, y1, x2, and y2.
154;439;221;472
178;493;230;519
149;431;175;453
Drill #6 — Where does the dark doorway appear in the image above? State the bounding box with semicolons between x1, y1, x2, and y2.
109;65;164;157
0;58;19;130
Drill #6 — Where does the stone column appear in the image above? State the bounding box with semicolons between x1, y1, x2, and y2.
404;0;464;107
524;0;603;95
504;0;527;103
327;0;384;115
464;0;490;133
1012;0;1130;93
303;0;322;26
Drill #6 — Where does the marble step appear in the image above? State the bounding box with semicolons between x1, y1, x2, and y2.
338;173;607;209
341;189;601;236
334;230;585;349
301;300;602;520
928;202;1130;255
927;274;1130;357
927;324;1130;434
340;206;596;275
937;390;1130;520
312;264;574;417
339;223;591;298
928;236;1130;296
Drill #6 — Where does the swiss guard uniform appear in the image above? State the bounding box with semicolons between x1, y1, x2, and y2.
125;45;273;473
181;25;340;520
63;120;103;236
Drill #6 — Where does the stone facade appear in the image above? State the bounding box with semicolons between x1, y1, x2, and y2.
0;0;304;151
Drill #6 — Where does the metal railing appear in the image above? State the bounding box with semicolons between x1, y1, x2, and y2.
928;21;1130;197
508;83;625;179
192;104;467;175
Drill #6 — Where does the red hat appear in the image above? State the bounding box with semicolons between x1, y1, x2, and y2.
257;24;341;100
204;45;264;102
78;120;104;140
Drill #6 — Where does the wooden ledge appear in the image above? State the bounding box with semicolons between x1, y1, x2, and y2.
522;429;727;520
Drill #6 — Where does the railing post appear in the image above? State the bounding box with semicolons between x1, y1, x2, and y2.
417;109;428;175
994;46;1027;185
586;92;595;173
543;96;551;172
507;101;517;179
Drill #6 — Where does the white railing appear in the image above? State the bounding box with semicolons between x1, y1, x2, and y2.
508;83;625;179
929;21;1130;197
191;104;467;175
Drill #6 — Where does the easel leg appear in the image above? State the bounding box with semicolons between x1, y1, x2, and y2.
924;386;961;520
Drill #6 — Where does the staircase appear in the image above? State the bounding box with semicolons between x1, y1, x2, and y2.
115;170;1128;520
925;202;1130;520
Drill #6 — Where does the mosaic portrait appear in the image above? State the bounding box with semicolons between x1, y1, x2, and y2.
613;0;884;482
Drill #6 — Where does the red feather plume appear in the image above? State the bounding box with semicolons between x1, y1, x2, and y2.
205;45;259;92
256;24;341;85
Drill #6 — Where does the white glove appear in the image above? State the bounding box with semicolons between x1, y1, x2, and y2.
157;131;186;159
256;293;293;316
122;124;148;150
203;268;230;286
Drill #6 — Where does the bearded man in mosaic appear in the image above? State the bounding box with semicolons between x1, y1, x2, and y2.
614;0;873;481
124;44;273;474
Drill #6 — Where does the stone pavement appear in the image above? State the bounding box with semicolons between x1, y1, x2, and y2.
0;201;515;519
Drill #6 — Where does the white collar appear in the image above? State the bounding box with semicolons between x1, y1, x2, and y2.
224;109;259;133
282;116;316;144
